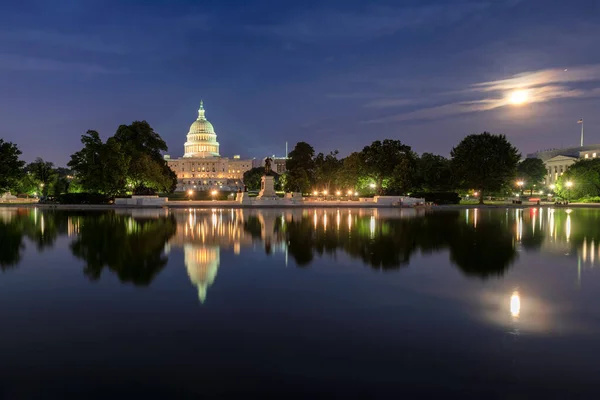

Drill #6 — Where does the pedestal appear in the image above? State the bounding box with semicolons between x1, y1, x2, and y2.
236;192;252;204
257;175;277;198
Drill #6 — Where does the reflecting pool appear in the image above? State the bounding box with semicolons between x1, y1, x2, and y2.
1;207;599;397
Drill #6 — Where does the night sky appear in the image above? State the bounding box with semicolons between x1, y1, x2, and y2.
1;0;599;166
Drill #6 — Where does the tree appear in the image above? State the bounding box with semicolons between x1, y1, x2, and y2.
285;142;315;193
314;150;342;192
112;121;176;194
417;153;453;191
0;139;26;195
517;158;547;196
450;132;520;204
68;131;130;197
27;158;56;197
243;167;266;191
360;139;416;195
555;159;600;200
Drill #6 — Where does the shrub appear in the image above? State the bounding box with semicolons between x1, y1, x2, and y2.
410;192;461;205
57;193;112;204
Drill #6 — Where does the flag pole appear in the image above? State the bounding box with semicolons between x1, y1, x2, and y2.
581;119;584;147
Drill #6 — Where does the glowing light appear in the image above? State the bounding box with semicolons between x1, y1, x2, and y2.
566;181;573;188
510;291;521;318
369;183;376;189
347;190;353;196
354;191;359;196
517;180;524;187
550;184;556;190
188;190;193;196
211;190;218;196
509;90;528;105
313;191;318;196
323;190;328;195
336;191;341;196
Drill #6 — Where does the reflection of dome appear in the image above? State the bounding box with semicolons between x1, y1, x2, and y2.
183;100;220;158
184;244;220;303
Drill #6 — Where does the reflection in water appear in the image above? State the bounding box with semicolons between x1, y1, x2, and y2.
510;290;521;319
184;245;219;303
3;206;600;295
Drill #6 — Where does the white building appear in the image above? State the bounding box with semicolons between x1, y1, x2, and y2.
165;101;253;191
527;144;600;185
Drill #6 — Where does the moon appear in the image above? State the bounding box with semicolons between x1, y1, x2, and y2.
509;90;528;105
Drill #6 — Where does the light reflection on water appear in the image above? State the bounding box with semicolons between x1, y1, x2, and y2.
1;206;600;396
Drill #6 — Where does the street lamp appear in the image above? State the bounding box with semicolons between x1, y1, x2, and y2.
516;180;524;196
313;190;318;196
336;190;341;196
211;189;218;200
369;183;376;189
566;181;573;203
187;189;193;201
347;190;353;196
323;190;328;195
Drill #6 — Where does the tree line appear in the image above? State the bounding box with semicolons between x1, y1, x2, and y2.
280;132;551;204
2;129;554;204
1;121;177;199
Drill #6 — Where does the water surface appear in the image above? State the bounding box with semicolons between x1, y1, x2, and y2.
1;207;599;398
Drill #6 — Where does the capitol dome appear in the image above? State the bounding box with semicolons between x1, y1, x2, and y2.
183;100;220;158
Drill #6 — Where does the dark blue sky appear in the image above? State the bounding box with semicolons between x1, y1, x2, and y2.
1;0;599;165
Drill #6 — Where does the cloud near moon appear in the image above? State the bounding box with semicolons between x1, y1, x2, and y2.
365;64;600;123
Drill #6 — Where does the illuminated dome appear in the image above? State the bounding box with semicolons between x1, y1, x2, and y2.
183;100;220;158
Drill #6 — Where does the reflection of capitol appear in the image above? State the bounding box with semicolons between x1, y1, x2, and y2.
169;209;288;303
184;244;219;303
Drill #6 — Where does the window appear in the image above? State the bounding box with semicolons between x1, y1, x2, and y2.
594;153;597;158
585;154;589;159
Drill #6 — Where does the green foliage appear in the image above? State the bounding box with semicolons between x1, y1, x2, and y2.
336;152;365;191
27;157;57;197
360;139;417;195
285;142;315;193
313;150;342;191
417;153;453;191
68;122;176;197
113;121;176;194
450;132;520;204
0;139;25;195
517;158;547;195
242;167;281;191
555;159;600;200
68;131;131;197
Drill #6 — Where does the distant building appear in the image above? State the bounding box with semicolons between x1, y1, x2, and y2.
164;101;253;191
254;156;288;174
527;144;600;185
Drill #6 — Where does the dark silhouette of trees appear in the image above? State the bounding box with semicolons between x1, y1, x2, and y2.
451;132;520;204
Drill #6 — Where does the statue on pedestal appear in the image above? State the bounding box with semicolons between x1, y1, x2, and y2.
264;157;273;176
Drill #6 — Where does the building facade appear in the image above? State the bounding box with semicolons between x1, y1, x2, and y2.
527;145;600;185
165;101;253;191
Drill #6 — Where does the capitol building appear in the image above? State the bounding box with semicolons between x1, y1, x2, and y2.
165;101;253;191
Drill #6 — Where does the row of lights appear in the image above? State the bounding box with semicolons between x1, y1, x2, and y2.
313;190;359;196
313;183;376;197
